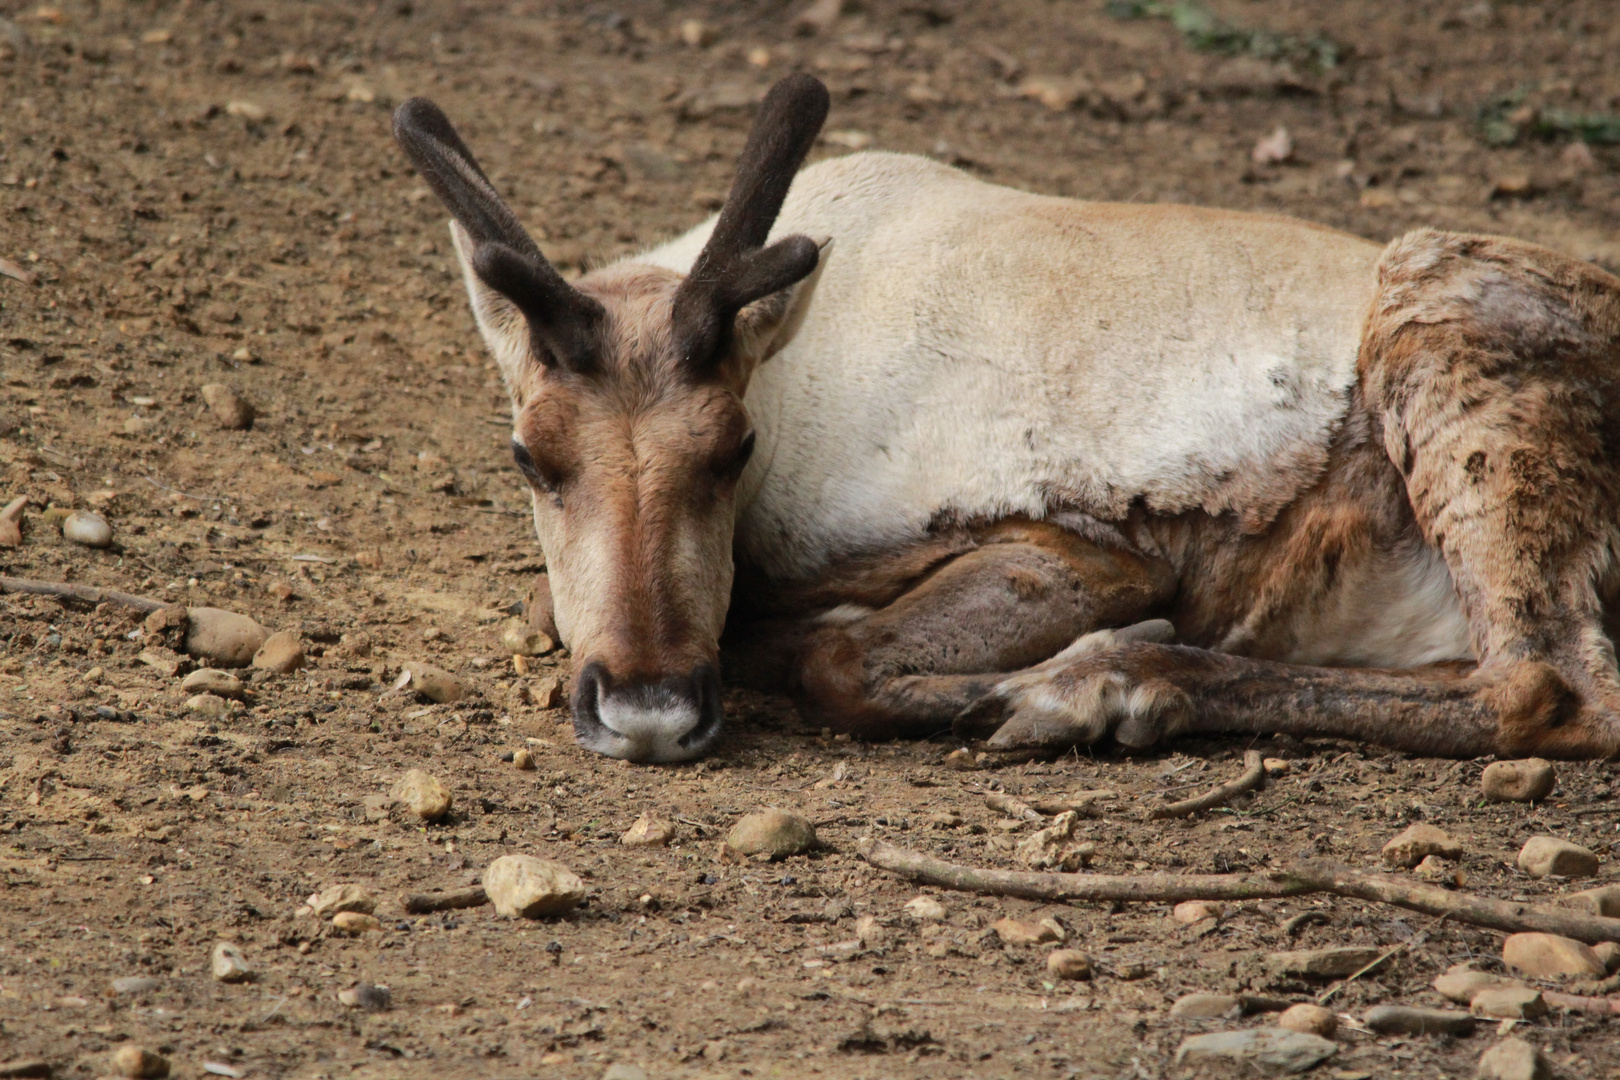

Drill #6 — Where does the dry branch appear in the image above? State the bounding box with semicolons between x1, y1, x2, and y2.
0;575;170;614
858;840;1620;944
1146;749;1264;819
985;793;1043;821
401;886;488;914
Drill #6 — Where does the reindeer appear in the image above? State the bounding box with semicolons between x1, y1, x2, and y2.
393;74;1620;764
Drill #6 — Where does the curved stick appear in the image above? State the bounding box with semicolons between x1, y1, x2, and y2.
0;575;169;613
1145;749;1265;820
858;839;1620;944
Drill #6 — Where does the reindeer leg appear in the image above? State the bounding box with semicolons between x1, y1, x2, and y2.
777;522;1173;738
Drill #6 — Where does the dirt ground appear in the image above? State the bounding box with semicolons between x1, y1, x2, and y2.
3;1;1620;1077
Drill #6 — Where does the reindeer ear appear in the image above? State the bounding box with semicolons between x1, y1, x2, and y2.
673;73;830;371
394;97;604;375
733;237;830;371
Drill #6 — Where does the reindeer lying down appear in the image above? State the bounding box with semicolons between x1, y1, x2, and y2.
394;74;1620;764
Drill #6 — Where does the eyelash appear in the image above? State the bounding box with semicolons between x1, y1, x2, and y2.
512;441;557;494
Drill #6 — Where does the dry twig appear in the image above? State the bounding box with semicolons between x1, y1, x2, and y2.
985;793;1043;821
858;840;1620;944
0;574;170;614
1146;750;1264;819
401;886;488;914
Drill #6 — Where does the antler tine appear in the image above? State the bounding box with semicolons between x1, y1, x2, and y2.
392;97;543;263
693;73;831;276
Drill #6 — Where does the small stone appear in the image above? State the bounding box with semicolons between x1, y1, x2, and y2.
601;1066;650;1080
138;647;186;677
1277;1003;1337;1038
185;692;231;718
1174;1029;1337;1073
530;673;566;709
679;18;716;47
1502;932;1606;979
1169;992;1240;1019
210;941;251;983
392;768;453;822
1262;757;1291;777
483;853;586;918
620;812;676;847
793;0;842;35
112;1045;169;1079
1476;1038;1551;1080
991;917;1059;946
1045;949;1092;980
184;606;269;668
331;911;382;934
725;809;816;860
1382;823;1463;868
1016;810;1081;869
226;99;268;121
1481;759;1555;802
1414;854;1465;884
1251;125;1294;165
1565;884;1620;918
1019;74;1090;111
252;630;305;673
1516;836;1598;879
0;495;25;547
401;661;467;703
1470;986;1549;1020
501;621;554;656
308;883;377;917
1363;1005;1475;1036
1592;940;1620;972
512;747;536;770
109;975;163;995
1434;965;1525;1004
337;982;391;1011
180;668;246;699
62;509;112;548
943;747;977;770
1267;946;1384;978
1173;900;1224;925
200;383;255;430
904;895;946;921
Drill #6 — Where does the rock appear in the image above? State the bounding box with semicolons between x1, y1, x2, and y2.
225;99;268;121
331;912;382;934
529;673;566;709
0;495;25;547
1277;1003;1337;1037
1174;1029;1337;1074
1434;965;1526;1004
1476;1038;1551;1080
210;941;250;983
112;1046;169;1079
601;1066;650;1080
1266;946;1383;978
1592;940;1620;972
678;18;716;47
904;895;946;921
483;854;586;918
181;668;246;699
200;384;255;430
308;883;377;917
1470;986;1549;1020
109;975;163;995
620;812;676;847
991;917;1060;946
185;692;231;718
1262;757;1291;777
725;809;816;859
1502;932;1606;979
1364;1005;1475;1036
337;982;391;1011
1565;884;1620;918
401;661;467;703
501;621;554;656
512;747;536;770
793;0;842;35
1046;949;1093;980
1516;836;1598;879
1383;823;1463;868
1415;854;1465;884
943;747;977;770
1481;759;1555;802
1019;74;1091;111
392;769;453;822
184;607;269;667
854;915;889;948
1173;900;1224;925
1251;125;1294;165
62;509;112;548
252;630;305;673
1169;992;1241;1019
1016;810;1082;869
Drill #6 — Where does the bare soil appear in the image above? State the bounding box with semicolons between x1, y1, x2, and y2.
3;1;1620;1077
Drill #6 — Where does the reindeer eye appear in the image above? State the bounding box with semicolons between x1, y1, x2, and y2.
511;440;557;494
716;431;756;481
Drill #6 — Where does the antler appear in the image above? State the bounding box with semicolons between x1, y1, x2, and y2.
673;73;831;369
392;97;604;373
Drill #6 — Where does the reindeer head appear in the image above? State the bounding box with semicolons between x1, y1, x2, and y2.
393;74;830;762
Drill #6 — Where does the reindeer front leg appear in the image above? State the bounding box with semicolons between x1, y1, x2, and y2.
773;521;1174;738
